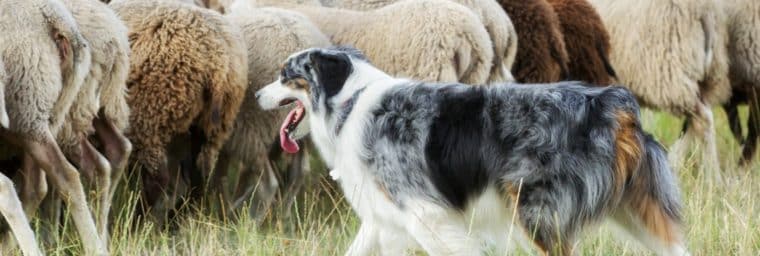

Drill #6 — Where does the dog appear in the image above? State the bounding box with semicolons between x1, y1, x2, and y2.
256;46;688;256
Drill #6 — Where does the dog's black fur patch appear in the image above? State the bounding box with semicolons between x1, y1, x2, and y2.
310;50;353;100
424;85;490;209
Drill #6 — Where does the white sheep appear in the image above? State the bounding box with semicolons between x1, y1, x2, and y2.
722;0;760;165
49;0;132;242
0;0;106;254
243;0;494;85
589;0;731;180
323;0;518;83
210;6;331;221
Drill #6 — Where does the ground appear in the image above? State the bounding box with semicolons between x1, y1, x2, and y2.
25;107;760;255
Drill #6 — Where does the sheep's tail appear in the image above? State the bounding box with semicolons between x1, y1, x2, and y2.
597;40;617;80
700;14;715;75
101;31;131;131
456;14;493;85
0;63;8;128
41;0;92;133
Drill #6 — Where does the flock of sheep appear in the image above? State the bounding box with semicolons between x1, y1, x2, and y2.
0;0;757;254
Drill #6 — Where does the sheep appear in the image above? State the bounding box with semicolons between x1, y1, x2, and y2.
322;0;518;83
43;0;131;242
721;0;760;165
204;6;331;221
497;0;570;83
546;0;616;86
0;0;108;254
0;60;43;256
242;0;494;85
108;0;248;222
589;0;731;180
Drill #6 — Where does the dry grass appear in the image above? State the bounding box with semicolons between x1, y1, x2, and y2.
20;107;760;255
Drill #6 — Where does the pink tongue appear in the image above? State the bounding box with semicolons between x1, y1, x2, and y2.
280;106;301;154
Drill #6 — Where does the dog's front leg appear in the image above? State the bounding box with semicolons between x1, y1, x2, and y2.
345;222;380;256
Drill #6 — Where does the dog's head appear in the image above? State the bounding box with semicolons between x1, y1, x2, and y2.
256;46;368;153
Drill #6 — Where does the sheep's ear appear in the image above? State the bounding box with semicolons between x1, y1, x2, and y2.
309;50;352;99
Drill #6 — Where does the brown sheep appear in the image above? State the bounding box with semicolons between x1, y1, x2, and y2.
497;0;570;83
109;0;247;221
546;0;616;86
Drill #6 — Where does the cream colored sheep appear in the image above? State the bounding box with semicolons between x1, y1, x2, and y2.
0;60;43;256
51;0;132;242
109;0;248;223
589;0;730;180
324;0;518;83
0;0;107;254
242;0;494;85
208;6;331;221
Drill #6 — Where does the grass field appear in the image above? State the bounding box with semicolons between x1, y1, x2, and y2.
26;107;760;255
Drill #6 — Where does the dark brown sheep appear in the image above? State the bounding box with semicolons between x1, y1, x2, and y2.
547;0;616;86
497;0;569;83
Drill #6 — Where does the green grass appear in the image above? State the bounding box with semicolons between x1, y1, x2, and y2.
23;107;760;255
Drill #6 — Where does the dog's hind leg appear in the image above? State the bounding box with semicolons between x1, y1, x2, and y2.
403;201;481;256
0;173;43;256
506;178;581;256
610;204;688;256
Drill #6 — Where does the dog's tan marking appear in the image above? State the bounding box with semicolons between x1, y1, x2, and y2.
285;78;310;92
613;111;642;198
632;196;680;244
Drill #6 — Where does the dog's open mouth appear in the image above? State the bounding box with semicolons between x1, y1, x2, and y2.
279;100;305;154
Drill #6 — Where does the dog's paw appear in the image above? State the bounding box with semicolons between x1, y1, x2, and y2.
329;169;340;181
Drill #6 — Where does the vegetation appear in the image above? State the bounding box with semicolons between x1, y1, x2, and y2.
24;107;760;255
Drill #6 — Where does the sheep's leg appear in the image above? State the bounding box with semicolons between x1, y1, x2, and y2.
723;93;745;144
92;114;131;203
211;152;233;211
740;88;760;166
23;131;106;255
64;136;112;241
80;138;112;242
280;148;306;220
670;103;722;181
18;154;47;219
38;188;61;247
0;173;43;256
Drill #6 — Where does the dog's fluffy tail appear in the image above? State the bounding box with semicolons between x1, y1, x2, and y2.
616;133;685;246
637;133;682;221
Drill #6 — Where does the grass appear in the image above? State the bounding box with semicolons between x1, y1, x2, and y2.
21;107;760;255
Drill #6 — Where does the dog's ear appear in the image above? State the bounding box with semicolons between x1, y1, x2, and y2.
309;50;352;98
